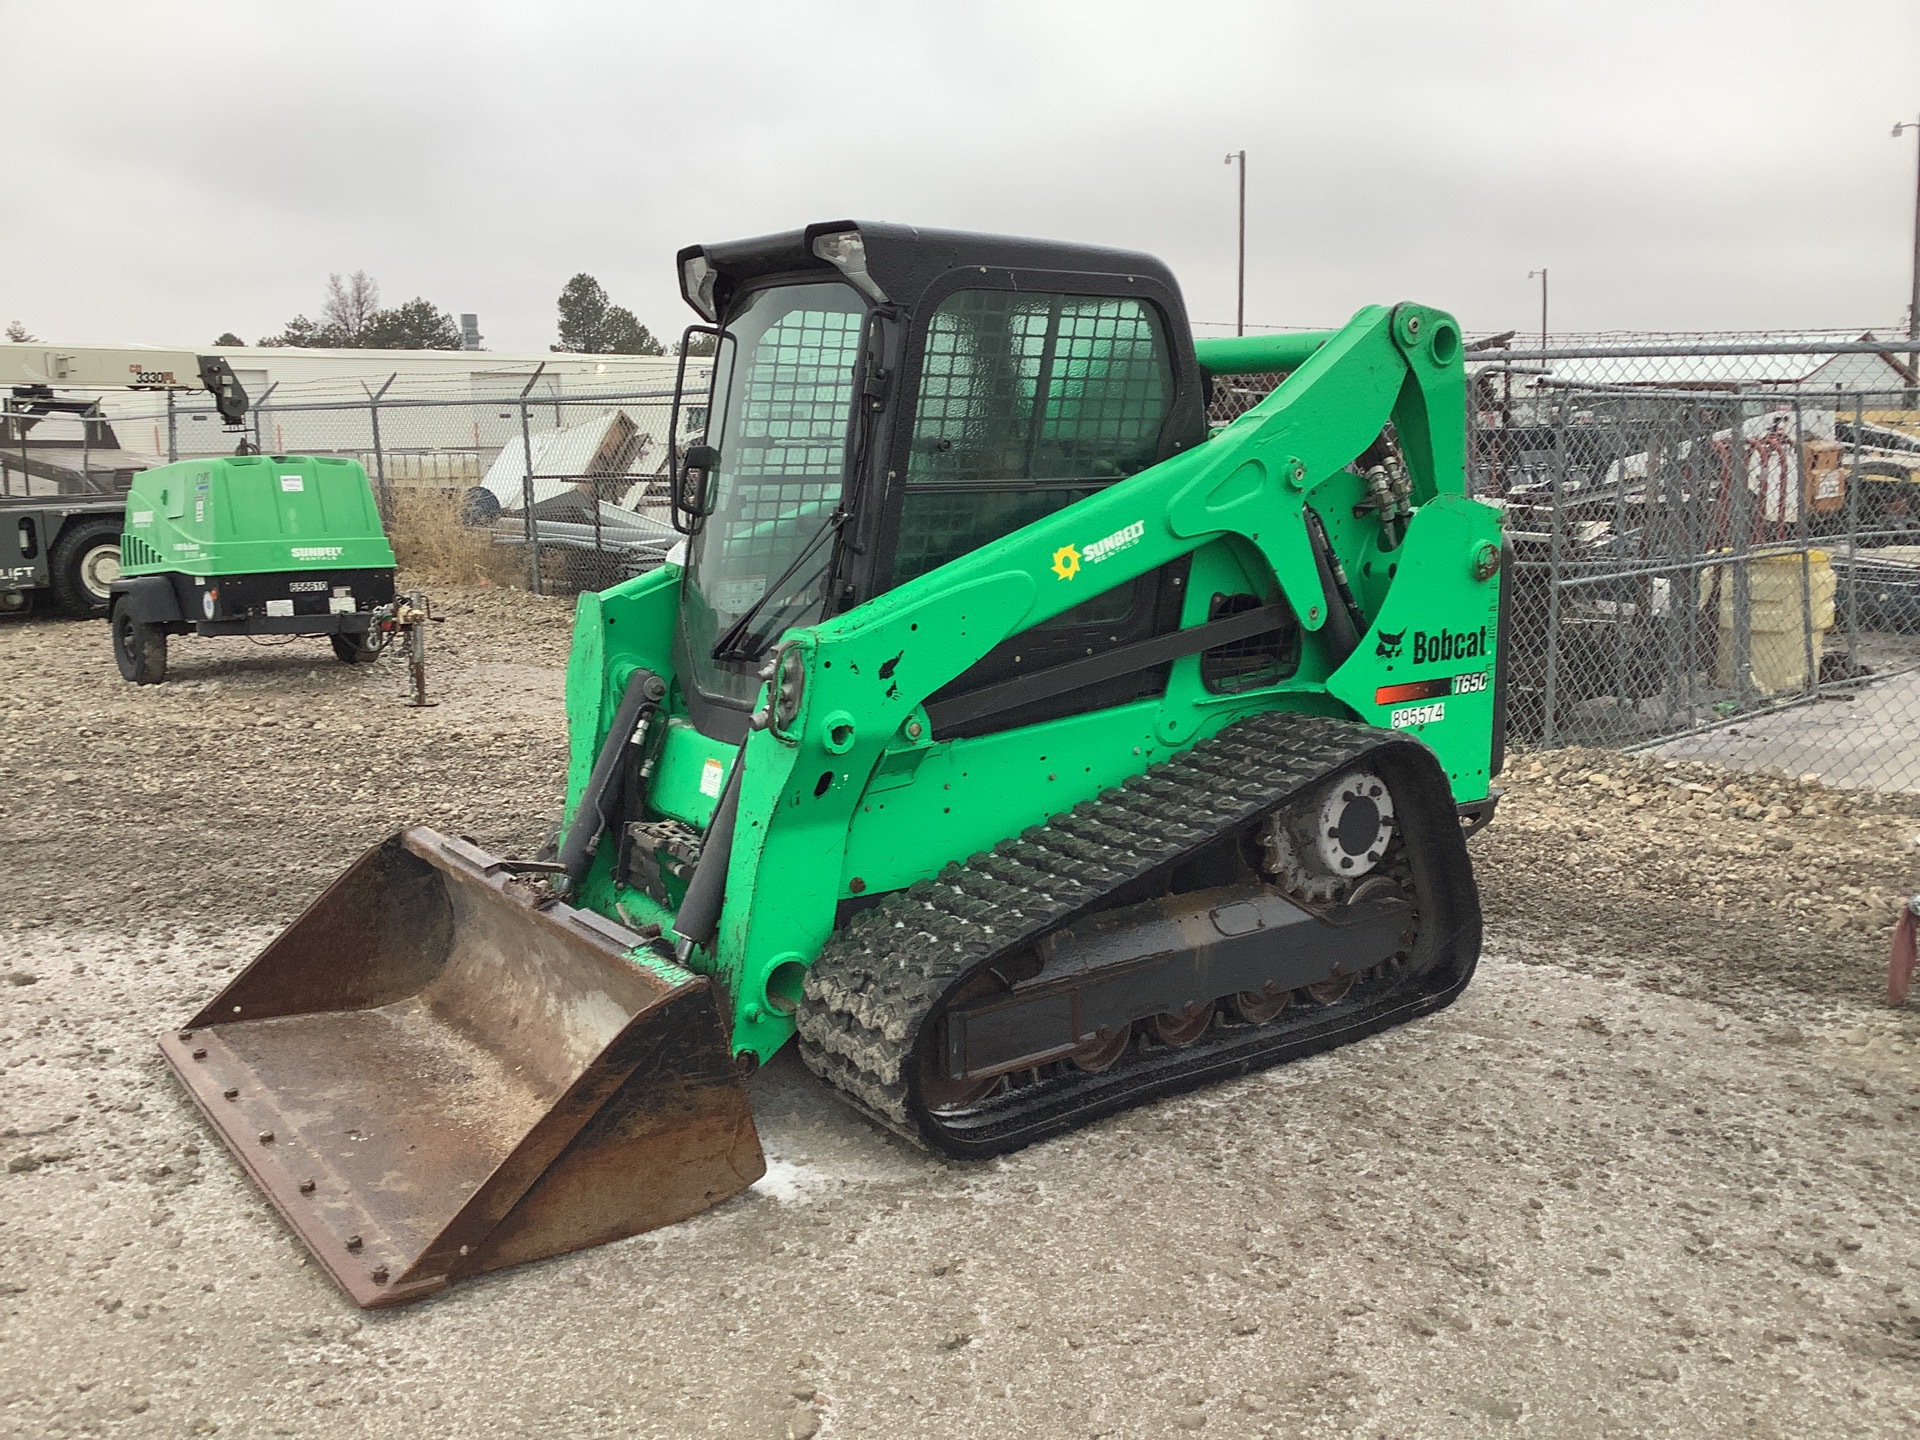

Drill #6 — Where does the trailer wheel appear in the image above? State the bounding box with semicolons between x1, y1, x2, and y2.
111;602;168;684
50;519;124;618
330;630;380;664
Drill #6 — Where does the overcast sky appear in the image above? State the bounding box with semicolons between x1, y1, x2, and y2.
7;0;1919;352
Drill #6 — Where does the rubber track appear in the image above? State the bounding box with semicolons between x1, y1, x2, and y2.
795;711;1469;1155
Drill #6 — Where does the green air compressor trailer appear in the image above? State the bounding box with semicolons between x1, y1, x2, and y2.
108;454;398;684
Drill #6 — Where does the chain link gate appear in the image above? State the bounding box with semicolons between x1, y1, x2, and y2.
1469;336;1920;792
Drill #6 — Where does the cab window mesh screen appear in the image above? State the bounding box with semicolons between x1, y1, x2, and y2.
906;292;1171;485
894;290;1171;619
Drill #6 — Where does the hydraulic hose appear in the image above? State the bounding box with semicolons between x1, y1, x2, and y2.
1303;506;1362;666
555;667;664;896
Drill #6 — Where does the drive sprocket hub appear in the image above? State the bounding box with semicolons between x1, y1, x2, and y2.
1260;769;1396;903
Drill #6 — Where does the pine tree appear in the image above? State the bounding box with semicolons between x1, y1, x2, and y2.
554;273;664;354
359;298;465;350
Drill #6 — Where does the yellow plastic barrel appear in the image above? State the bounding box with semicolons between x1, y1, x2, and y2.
1714;551;1836;694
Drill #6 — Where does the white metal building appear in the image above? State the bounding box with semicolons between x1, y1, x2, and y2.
48;345;698;473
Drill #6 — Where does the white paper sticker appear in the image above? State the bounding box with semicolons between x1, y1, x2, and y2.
265;599;294;617
329;597;355;614
280;475;304;492
699;757;725;798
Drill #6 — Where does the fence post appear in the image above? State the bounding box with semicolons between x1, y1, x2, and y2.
1607;395;1634;717
1542;385;1567;747
364;373;396;522
518;396;543;596
1463;385;1478;497
1793;397;1817;698
1727;388;1754;710
1841;394;1864;673
250;381;277;454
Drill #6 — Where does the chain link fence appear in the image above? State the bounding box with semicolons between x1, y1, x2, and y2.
81;378;703;595
1469;336;1920;792
1204;336;1920;792
16;337;1920;795
4;376;703;596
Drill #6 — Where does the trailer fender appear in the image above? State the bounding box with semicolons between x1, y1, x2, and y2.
110;575;185;627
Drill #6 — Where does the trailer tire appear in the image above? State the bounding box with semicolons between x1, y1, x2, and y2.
330;630;380;664
50;519;124;618
111;601;168;684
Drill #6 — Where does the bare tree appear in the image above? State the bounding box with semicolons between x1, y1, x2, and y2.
321;271;380;342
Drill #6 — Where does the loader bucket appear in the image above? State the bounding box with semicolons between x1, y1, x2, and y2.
159;827;765;1308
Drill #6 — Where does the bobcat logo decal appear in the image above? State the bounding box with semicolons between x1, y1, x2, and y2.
1375;628;1405;659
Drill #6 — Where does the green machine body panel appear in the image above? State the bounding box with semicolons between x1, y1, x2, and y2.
558;285;1504;1068
120;454;396;578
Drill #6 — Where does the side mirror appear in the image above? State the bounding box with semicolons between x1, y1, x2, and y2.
677;444;719;521
669;324;727;536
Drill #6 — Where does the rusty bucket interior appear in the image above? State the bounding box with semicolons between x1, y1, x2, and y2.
159;827;764;1308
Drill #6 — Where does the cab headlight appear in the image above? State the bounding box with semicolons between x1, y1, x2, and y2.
681;253;719;322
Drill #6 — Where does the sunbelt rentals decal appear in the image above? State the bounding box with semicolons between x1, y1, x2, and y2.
1052;520;1146;581
291;546;343;561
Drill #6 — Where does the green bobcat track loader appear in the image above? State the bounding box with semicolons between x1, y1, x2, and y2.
162;222;1506;1308
109;454;399;683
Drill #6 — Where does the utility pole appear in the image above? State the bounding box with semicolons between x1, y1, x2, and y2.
1224;150;1246;336
1528;268;1549;354
1895;116;1920;389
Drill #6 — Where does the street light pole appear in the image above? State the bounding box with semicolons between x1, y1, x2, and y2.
1224;150;1246;336
1528;268;1549;354
1895;117;1920;384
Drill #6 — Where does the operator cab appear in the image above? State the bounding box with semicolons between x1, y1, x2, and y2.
668;221;1210;742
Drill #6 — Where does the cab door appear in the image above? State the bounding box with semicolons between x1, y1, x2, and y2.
873;281;1204;737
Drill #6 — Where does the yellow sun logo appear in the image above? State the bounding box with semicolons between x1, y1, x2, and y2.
1051;544;1081;580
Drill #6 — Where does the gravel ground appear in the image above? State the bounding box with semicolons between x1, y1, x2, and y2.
3;588;1918;1438
0;586;573;938
1477;748;1920;1013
